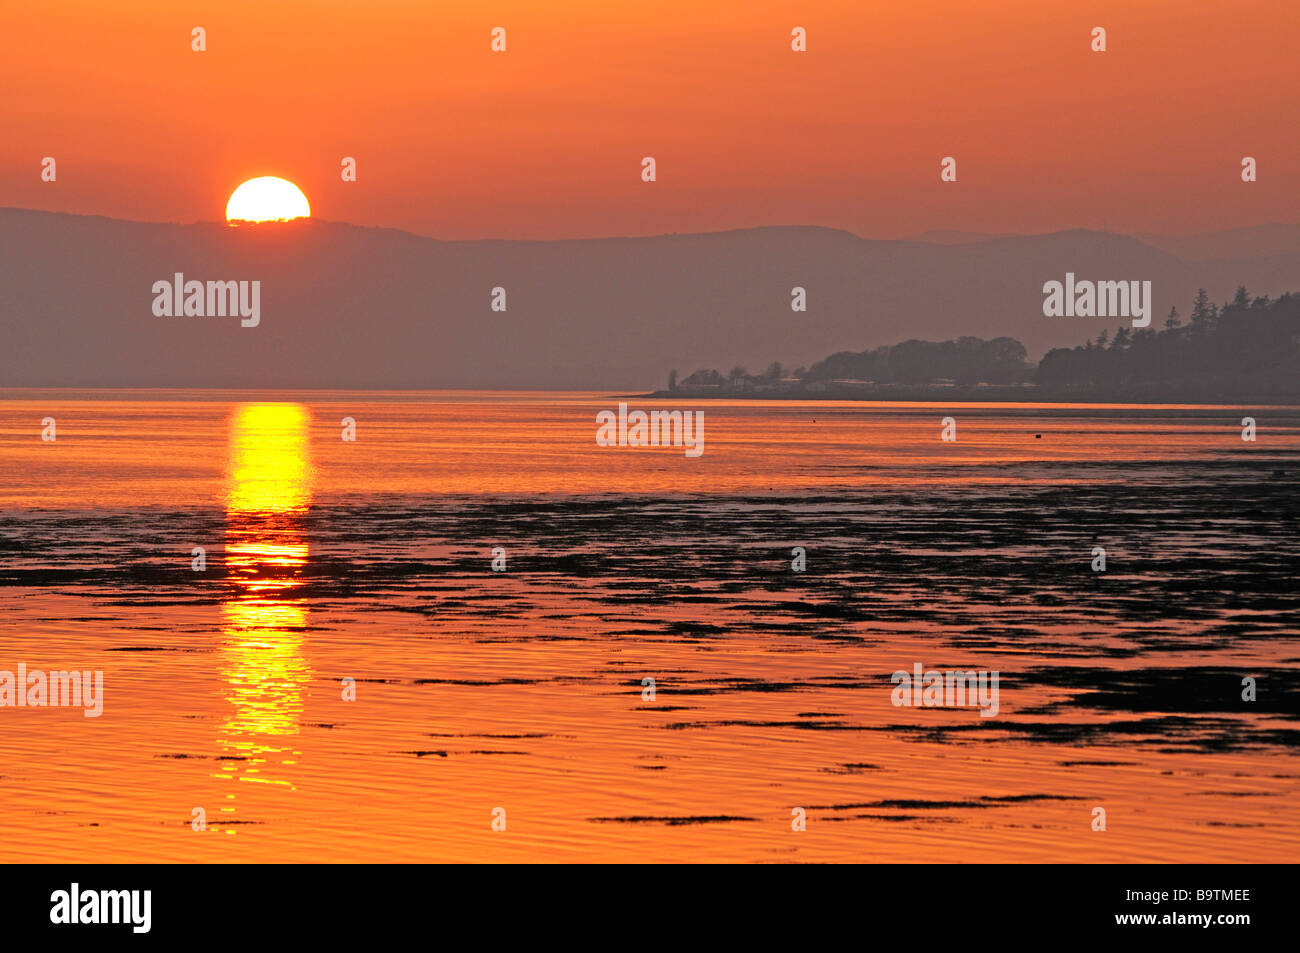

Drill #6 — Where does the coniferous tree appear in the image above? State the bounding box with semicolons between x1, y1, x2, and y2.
1034;290;1297;399
1191;288;1212;326
673;291;1296;401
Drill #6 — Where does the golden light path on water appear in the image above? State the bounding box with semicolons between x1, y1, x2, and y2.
217;404;313;833
0;396;1297;861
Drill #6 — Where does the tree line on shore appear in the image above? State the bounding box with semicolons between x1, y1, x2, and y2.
663;288;1299;400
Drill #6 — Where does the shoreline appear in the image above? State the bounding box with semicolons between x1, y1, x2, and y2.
636;386;1300;404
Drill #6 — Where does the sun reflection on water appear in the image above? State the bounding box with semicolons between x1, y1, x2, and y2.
216;404;315;831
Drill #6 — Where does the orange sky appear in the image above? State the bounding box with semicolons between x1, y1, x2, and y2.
3;0;1296;239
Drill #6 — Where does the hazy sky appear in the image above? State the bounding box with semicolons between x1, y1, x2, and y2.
4;0;1296;239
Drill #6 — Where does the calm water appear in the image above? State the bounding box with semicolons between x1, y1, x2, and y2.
0;391;1297;862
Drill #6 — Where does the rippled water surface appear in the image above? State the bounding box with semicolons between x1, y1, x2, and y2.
0;392;1297;861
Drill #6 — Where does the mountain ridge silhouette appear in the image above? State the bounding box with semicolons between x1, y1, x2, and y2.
3;207;1298;390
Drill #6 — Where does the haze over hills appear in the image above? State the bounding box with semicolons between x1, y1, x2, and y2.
2;207;1298;390
1133;224;1300;261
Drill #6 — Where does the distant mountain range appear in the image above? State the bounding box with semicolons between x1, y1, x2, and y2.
2;207;1299;390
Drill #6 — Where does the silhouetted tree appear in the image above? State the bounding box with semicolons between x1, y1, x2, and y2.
1190;288;1215;329
1036;289;1298;400
679;368;724;388
672;290;1297;402
802;337;1029;385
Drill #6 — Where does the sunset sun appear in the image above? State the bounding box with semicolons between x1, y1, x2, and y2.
225;176;310;224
